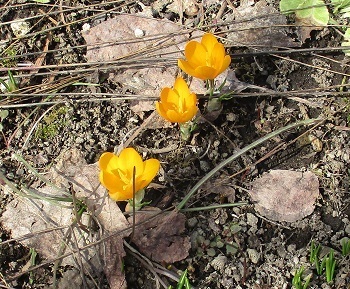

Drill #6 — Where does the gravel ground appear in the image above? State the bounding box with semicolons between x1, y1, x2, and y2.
0;1;350;288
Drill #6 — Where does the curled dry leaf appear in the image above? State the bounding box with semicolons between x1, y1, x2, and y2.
227;0;300;48
130;208;191;263
152;0;199;17
1;149;129;289
1;186;81;266
82;14;228;118
248;170;319;222
82;14;206;94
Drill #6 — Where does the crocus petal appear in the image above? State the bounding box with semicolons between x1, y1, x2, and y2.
166;109;187;123
156;101;170;121
178;33;231;80
178;59;197;78
217;55;231;75
99;152;119;173
117;147;144;177
140;159;160;186
184;92;197;107
174;77;191;97
194;66;218;80
182;105;198;122
156;102;177;123
211;43;226;70
109;189;133;201
184;41;207;67
99;147;160;202
201;33;218;54
161;88;180;105
99;170;123;193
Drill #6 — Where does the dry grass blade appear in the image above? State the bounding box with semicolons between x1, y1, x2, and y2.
1;0;350;288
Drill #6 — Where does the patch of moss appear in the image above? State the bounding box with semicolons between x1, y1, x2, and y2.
1;47;18;68
35;106;69;140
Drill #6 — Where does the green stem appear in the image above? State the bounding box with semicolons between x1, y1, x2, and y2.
208;79;215;100
179;122;191;141
177;118;322;210
180;202;247;212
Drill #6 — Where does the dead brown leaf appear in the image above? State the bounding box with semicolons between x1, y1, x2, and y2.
82;14;222;98
130;208;191;263
1;149;129;289
1;187;78;266
248;170;319;222
227;0;300;48
295;18;324;43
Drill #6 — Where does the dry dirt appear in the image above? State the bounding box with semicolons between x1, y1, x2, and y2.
0;1;350;289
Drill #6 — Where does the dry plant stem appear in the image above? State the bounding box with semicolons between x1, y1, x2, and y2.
180;202;248;212
4;208;172;282
52;225;72;287
124;240;170;289
2;81;350;108
63;230;87;289
0;225;69;246
202;117;235;148
4;105;41;148
131;166;136;240
177;118;322;210
119;111;156;151
0;170;72;207
12;153;72;198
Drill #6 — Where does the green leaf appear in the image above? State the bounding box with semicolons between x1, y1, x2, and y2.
341;28;350;55
0;109;9;121
331;0;350;12
296;0;329;26
280;0;304;14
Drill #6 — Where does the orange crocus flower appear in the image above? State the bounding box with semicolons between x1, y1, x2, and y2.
99;148;160;201
178;33;231;80
156;77;198;123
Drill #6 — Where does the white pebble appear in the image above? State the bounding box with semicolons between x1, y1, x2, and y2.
82;23;90;32
134;28;145;38
10;21;30;37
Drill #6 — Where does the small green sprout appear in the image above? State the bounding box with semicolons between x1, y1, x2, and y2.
314;254;327;276
29;248;37;285
168;269;192;289
310;241;321;263
0;70;19;93
292;266;311;289
331;0;350;16
324;249;336;283
341;237;350;256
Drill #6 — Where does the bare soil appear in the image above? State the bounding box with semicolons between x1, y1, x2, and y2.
0;1;349;289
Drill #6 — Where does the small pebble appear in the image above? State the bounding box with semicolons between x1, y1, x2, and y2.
82;23;90;32
134;28;145;37
276;246;287;258
345;224;350;234
199;160;210;172
287;244;296;253
210;255;227;271
187;217;198;228
10;21;30;37
247;248;260;264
